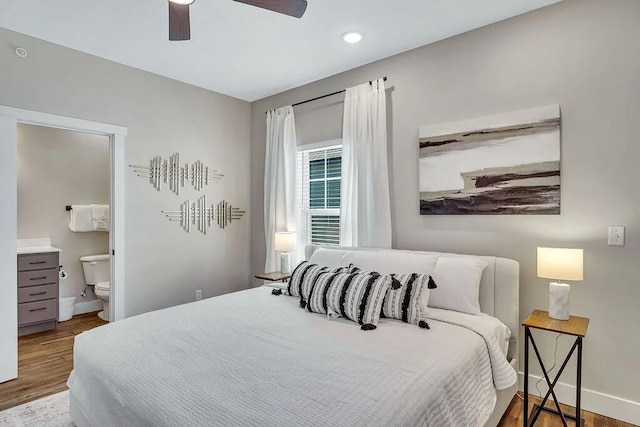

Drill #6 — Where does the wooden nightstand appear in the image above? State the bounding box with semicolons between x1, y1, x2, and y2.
254;272;291;282
522;310;589;427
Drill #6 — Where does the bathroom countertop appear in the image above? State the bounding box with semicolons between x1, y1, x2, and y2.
17;246;62;254
17;238;62;254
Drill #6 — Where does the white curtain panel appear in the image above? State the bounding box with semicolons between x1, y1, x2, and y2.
340;79;392;248
264;106;298;271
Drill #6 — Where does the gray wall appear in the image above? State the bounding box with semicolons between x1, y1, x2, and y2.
17;124;110;302
251;0;640;404
1;27;251;317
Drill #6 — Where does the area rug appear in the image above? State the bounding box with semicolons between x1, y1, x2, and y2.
0;391;74;426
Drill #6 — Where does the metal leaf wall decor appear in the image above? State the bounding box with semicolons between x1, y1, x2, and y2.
162;196;246;234
130;153;223;195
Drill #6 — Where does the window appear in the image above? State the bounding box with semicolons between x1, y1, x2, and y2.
297;144;342;252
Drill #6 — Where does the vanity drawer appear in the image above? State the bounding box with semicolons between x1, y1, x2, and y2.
18;284;58;303
18;299;57;326
18;269;58;288
18;253;59;272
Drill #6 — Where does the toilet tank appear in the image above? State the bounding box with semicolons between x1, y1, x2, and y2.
80;254;110;285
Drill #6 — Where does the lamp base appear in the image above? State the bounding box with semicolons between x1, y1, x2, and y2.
280;253;291;274
549;282;570;320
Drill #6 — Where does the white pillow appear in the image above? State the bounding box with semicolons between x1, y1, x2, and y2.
341;250;438;275
341;250;439;314
427;256;488;315
308;247;346;268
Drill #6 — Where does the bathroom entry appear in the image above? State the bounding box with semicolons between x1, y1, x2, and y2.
17;124;111;329
0;107;125;387
0;123;115;409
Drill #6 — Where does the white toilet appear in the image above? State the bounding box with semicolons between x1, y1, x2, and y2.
80;254;110;322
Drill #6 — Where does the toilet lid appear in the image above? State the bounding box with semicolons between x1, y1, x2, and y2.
96;281;110;291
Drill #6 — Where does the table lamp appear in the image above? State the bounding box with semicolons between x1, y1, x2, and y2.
537;247;584;320
274;232;296;273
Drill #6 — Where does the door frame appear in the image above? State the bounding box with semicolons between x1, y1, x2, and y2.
0;105;127;384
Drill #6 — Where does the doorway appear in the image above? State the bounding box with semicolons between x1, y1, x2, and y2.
0;106;126;385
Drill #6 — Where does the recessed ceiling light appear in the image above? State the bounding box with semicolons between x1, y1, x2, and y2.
168;0;195;5
14;47;28;58
342;32;363;44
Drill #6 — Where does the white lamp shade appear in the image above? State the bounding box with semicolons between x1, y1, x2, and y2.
537;247;584;281
274;232;296;252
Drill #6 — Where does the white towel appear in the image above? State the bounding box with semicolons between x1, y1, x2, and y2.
91;204;110;232
69;205;94;232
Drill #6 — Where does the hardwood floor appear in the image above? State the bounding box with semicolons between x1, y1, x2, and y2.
0;312;106;411
0;315;634;427
498;393;635;427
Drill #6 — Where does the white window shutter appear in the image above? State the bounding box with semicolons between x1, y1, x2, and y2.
296;144;342;261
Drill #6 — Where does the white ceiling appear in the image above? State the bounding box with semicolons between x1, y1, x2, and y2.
0;0;561;101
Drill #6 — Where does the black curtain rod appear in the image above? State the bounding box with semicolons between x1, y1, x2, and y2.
266;77;387;113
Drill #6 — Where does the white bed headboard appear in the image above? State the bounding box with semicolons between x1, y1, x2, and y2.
305;245;520;362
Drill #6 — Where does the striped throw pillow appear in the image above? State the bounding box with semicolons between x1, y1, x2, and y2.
308;271;392;330
287;261;359;299
300;264;359;304
381;273;437;325
286;261;327;297
305;271;343;315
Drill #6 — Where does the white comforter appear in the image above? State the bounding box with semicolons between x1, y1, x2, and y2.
68;287;516;427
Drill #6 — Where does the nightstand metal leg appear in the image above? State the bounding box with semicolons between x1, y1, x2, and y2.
524;327;529;427
576;337;582;424
528;336;581;427
528;333;572;427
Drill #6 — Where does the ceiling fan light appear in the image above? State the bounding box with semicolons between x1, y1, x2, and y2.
342;32;363;44
169;0;195;5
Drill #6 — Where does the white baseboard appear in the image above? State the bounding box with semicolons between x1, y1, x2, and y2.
73;300;103;316
518;372;640;425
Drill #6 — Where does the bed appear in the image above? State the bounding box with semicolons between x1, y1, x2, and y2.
68;246;519;427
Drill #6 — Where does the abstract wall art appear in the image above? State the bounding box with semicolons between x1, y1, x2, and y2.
162;196;246;234
419;105;561;215
130;153;223;195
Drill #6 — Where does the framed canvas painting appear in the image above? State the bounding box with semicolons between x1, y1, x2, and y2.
419;105;560;215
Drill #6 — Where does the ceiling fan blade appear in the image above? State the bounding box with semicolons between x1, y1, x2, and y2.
169;2;191;41
233;0;307;18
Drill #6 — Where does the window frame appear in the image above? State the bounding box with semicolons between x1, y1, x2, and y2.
296;139;342;254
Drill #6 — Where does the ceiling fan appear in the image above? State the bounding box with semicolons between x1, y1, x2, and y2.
168;0;308;41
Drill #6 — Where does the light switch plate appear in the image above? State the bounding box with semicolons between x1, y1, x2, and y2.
608;226;625;246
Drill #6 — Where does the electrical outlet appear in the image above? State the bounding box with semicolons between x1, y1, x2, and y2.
195;290;203;301
608;226;625;246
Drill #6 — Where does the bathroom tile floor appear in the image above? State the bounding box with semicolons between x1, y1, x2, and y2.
0;312;107;411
